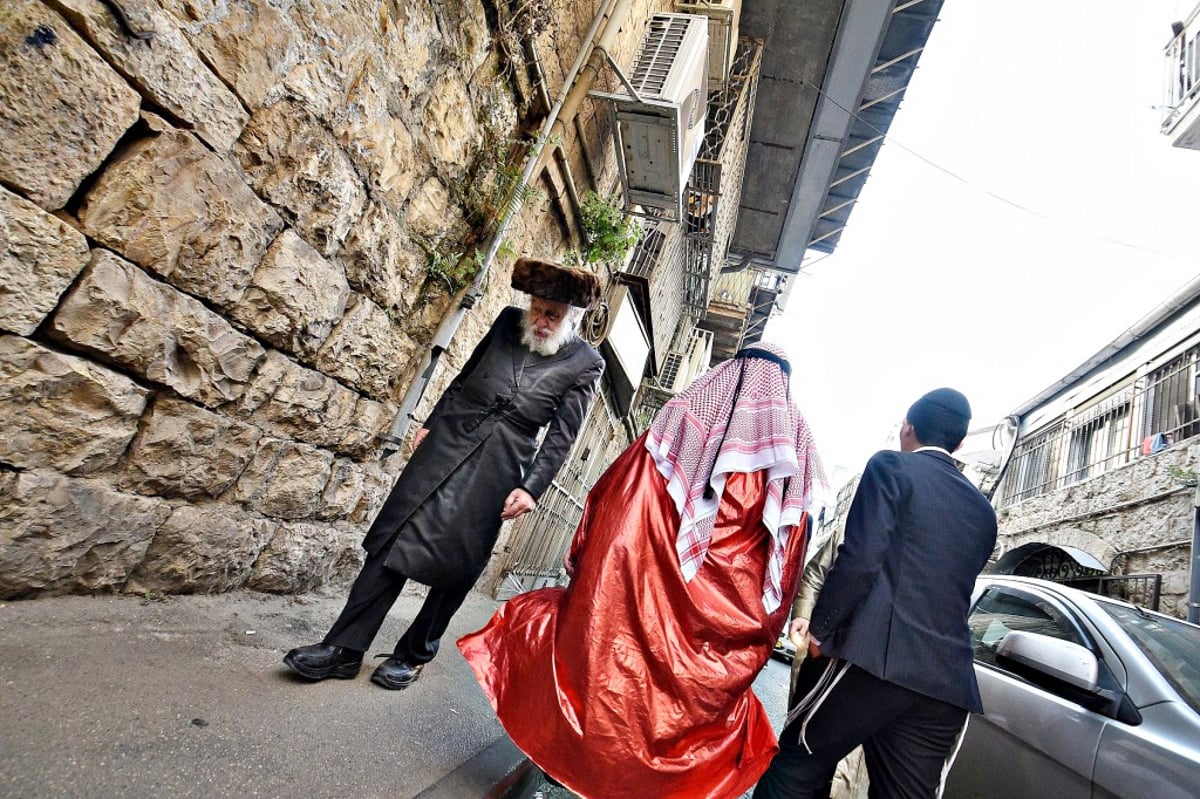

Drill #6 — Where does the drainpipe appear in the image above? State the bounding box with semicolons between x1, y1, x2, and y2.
380;0;633;457
526;38;584;222
1191;483;1200;623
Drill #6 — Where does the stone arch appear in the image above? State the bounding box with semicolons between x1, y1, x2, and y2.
992;528;1117;580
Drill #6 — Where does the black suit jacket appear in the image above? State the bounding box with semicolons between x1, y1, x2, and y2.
809;448;997;712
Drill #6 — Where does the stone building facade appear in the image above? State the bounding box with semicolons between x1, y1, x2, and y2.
994;438;1198;619
0;0;665;599
988;280;1200;620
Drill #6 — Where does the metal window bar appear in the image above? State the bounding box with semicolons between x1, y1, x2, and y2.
1062;393;1134;486
619;218;692;372
998;347;1200;507
1061;573;1162;611
682;38;762;314
1162;21;1200;133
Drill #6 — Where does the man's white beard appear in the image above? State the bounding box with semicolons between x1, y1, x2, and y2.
521;310;577;356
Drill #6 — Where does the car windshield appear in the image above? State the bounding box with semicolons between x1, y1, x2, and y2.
1100;603;1200;714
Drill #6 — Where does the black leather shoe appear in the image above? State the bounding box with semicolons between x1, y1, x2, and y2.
283;643;362;680
370;656;424;690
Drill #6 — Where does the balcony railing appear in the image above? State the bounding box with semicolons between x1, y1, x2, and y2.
682;38;762;313
1162;12;1200;136
997;344;1200;507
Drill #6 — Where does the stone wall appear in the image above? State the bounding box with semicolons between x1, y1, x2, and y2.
0;0;620;599
995;439;1200;617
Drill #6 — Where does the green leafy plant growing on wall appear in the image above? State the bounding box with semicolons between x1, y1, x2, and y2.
424;245;482;292
578;191;640;266
421;133;545;292
1167;464;1199;487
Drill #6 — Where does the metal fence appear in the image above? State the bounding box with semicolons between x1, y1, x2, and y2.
997;344;1200;507
1062;573;1163;611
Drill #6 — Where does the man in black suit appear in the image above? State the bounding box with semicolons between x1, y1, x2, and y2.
755;388;997;799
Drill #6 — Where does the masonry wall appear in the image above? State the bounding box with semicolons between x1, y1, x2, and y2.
0;0;661;599
995;439;1200;618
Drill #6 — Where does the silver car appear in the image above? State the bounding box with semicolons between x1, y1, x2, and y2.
944;575;1200;798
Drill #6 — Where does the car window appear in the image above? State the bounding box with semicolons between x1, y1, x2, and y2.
1099;603;1200;714
969;588;1086;668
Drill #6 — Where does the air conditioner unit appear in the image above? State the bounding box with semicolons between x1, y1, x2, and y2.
673;0;740;89
658;328;713;393
592;13;708;221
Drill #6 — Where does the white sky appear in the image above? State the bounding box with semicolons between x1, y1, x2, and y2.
764;0;1200;492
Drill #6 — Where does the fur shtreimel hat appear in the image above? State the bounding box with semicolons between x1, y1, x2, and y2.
511;257;601;308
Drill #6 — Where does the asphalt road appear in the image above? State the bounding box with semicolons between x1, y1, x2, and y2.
0;589;512;799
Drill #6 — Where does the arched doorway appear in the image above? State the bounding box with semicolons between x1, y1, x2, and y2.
992;542;1107;581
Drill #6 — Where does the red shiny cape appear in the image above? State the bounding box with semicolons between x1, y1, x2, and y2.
458;436;807;798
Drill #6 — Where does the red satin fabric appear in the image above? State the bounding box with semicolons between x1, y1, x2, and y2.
458;437;807;798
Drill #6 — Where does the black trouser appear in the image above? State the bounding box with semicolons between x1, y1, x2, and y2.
754;657;968;799
322;546;472;664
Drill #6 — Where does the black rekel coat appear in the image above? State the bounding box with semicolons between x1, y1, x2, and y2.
364;306;605;589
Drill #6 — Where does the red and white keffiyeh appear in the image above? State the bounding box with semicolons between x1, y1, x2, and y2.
645;342;825;612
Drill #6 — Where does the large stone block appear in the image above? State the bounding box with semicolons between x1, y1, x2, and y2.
232;437;334;519
46;0;248;152
234;100;367;257
49;250;267;407
126;505;277;594
376;0;436;96
332;53;422;212
0;469;171;599
246;520;362;594
78;125;284;308
315;293;416;401
232;350;388;457
336;201;425;315
229;230;350;359
405;175;460;240
351;459;399;525
283;0;377;121
119;395;263;499
158;0;301;112
422;75;478;171
0;335;149;475
0;0;141;210
0;186;90;335
317;458;367;521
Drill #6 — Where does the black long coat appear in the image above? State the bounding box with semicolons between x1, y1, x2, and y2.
808;449;998;712
365;306;605;589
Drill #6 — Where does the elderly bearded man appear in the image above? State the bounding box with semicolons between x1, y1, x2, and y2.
285;258;604;690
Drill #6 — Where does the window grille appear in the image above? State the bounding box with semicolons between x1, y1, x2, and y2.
997;345;1200;507
658;351;684;391
1064;392;1133;485
1142;344;1200;444
999;421;1066;505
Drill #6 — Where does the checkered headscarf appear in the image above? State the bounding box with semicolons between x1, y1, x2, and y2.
645;342;824;612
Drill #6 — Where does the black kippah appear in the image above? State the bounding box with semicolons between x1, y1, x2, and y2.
908;387;971;425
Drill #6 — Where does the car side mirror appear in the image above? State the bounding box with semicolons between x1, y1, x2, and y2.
995;630;1100;692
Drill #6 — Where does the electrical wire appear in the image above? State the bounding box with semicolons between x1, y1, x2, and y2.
799;76;1200;265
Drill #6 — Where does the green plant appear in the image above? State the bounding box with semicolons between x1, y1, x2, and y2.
1167;464;1199;486
578;191;640;266
461;135;544;242
423;244;483;292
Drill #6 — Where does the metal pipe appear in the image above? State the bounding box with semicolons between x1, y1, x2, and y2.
534;0;635;176
1191;484;1200;622
526;27;585;221
381;0;631;457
